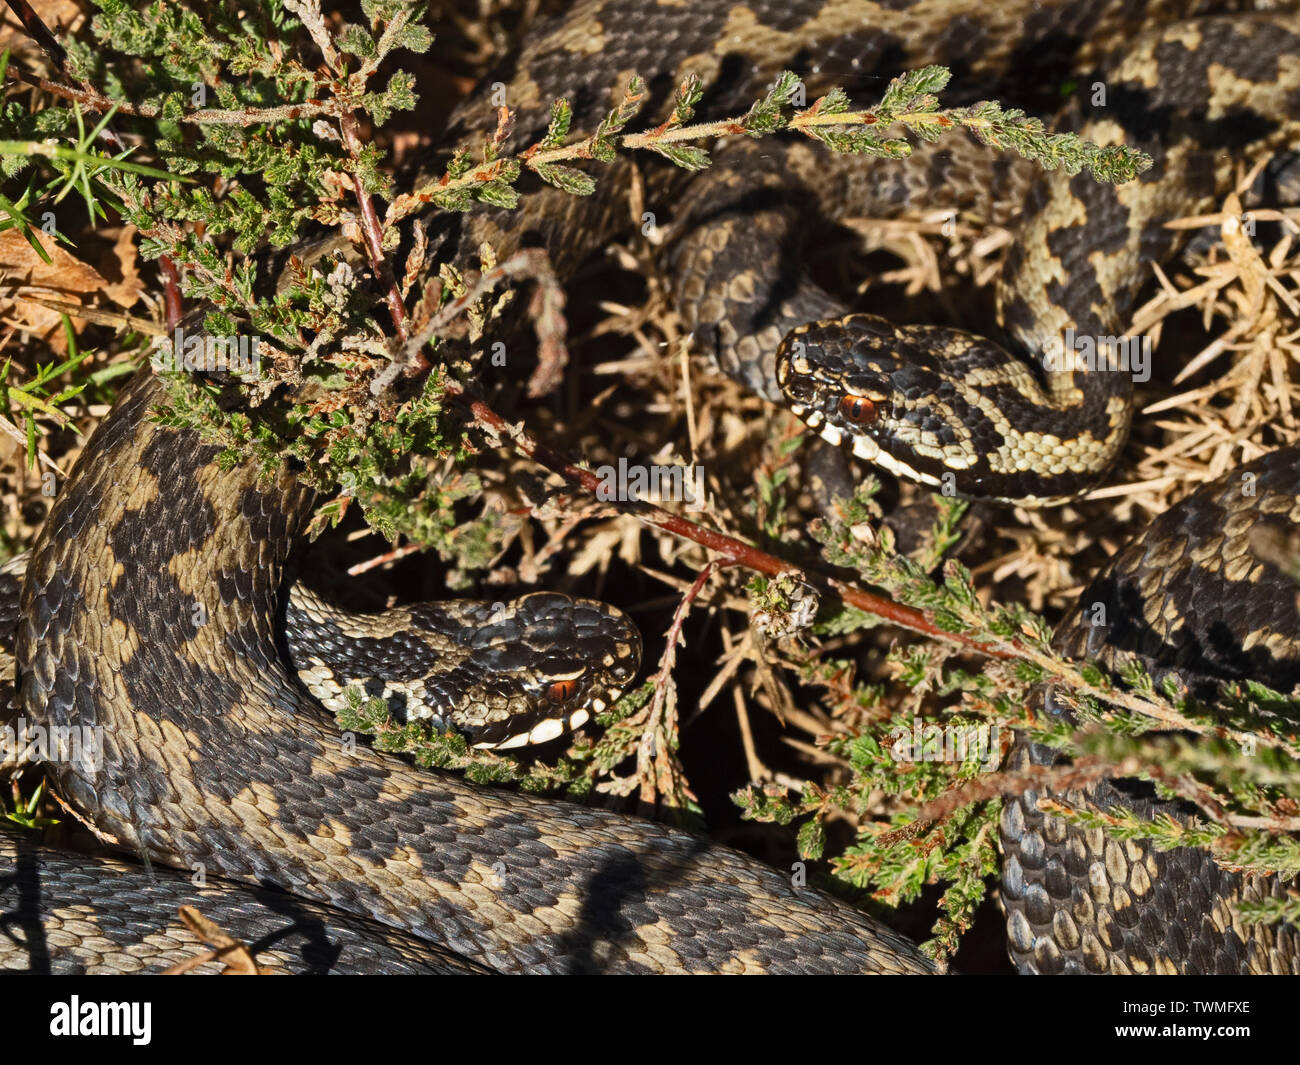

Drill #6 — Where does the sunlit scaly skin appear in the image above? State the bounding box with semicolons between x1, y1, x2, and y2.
3;0;1299;975
11;372;933;974
1001;450;1300;974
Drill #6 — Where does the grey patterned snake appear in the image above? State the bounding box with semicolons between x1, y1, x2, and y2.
2;0;1299;974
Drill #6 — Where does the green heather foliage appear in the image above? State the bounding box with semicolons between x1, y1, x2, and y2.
2;0;1292;963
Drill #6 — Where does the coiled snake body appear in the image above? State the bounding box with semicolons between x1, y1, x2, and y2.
2;0;1300;974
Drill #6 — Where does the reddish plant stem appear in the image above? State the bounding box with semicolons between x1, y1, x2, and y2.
452;383;1017;659
159;257;183;333
656;561;731;682
338;113;413;351
347;542;424;577
4;0;68;70
881;758;1122;844
3;66;336;126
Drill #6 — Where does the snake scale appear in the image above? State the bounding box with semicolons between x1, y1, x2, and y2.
2;0;1300;974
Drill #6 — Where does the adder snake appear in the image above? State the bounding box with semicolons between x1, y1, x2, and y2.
2;0;1300;974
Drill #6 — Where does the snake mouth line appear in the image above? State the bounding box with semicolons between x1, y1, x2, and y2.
788;398;945;492
472;694;610;750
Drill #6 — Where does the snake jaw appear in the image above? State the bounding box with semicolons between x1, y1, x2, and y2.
455;592;641;751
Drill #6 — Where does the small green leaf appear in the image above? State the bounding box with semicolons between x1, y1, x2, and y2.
535;163;596;196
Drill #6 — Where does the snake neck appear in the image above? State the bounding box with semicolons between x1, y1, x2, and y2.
775;13;1300;504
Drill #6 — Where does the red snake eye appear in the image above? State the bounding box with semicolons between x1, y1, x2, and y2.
546;679;578;704
838;394;878;425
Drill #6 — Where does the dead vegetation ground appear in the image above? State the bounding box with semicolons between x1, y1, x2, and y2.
1;0;1297;970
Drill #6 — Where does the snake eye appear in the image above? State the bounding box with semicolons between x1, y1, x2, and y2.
838;394;878;425
546;679;578;704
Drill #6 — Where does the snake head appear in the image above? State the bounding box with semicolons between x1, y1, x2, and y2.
411;592;641;751
288;589;641;752
777;314;1115;505
777;313;1012;497
776;315;906;447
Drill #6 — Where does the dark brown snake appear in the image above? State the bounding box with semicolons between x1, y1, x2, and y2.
2;0;1300;974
